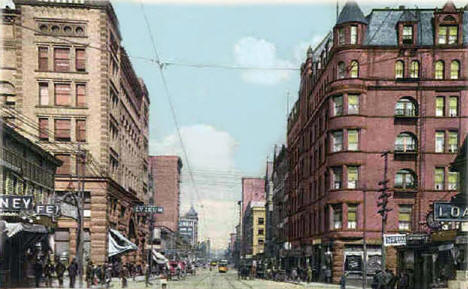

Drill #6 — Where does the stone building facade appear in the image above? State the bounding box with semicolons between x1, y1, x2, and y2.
242;201;266;257
178;206;198;247
148;156;182;233
287;1;468;282
1;0;151;265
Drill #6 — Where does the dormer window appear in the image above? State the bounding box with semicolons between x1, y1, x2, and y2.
402;25;413;44
438;25;458;45
338;28;345;45
350;26;358;44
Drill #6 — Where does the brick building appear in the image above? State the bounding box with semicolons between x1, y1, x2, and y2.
287;1;468;282
242;201;266;257
241;178;266;216
1;0;151;265
149;156;182;234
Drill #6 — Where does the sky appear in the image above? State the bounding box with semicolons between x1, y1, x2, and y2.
3;0;465;249
109;0;467;249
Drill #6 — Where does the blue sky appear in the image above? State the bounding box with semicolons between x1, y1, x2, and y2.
110;0;466;248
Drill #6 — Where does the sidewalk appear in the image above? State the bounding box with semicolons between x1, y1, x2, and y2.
286;278;372;289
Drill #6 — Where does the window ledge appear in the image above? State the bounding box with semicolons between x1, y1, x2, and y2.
35;70;88;74
396;77;420;82
35;105;89;109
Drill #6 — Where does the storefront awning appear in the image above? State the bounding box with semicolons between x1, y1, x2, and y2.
108;228;138;257
5;222;48;238
152;249;169;264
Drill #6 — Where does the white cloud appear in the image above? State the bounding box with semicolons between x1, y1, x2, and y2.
233;37;295;85
151;124;241;249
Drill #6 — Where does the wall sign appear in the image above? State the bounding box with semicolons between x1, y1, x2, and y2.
384;234;407;247
0;196;34;211
434;202;468;222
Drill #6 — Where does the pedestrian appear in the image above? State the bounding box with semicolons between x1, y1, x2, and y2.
33;256;43;288
251;260;257;280
325;267;332;283
397;272;409;289
85;260;94;288
67;258;78;288
55;256;66;288
385;269;395;289
44;258;54;287
145;264;152;286
371;270;380;289
121;263;129;288
291;267;298;282
105;263;113;289
306;265;312;283
340;272;349;289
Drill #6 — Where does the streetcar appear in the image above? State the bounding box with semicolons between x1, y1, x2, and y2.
218;260;228;273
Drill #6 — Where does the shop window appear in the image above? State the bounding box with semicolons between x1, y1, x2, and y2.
332;131;343;152
348;129;359;151
398;205;412;231
435;167;445;190
395;169;416;189
347;204;357;229
347;166;358;189
395;61;404;79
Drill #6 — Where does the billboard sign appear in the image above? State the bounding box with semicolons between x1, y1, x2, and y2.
434;202;468;222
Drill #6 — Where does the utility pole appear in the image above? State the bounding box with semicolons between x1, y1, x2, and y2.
146;197;155;287
377;151;391;272
76;144;86;288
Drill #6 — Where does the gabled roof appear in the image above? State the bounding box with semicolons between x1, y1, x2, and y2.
337;1;368;25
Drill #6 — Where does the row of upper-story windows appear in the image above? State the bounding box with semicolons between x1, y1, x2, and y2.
39;117;86;143
395;60;460;80
38;47;86;73
38;81;86;107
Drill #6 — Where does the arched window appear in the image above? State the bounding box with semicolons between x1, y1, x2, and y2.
395;98;417;117
435;60;445;79
395;169;417;189
450;60;460;79
338;62;346;79
350;61;359;78
395;132;417;152
410;61;419;78
395;61;404;79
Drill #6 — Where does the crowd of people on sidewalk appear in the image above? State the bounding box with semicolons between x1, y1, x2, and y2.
370;269;410;289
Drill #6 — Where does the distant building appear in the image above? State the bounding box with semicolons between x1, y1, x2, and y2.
241;178;266;216
149;156;182;233
242;201;266;257
264;160;274;258
178;206;198;247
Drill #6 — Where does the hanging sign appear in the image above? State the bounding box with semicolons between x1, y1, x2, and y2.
434;202;468;222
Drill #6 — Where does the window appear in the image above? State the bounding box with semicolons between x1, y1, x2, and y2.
435;131;445;153
347;205;357;229
76;84;86;107
39;83;49;106
38;47;48;71
448;171;459;190
338;62;346;79
258;239;264;245
435;61;444;79
449;96;458;117
395;61;404;79
332;131;343;152
450;60;460;79
439;25;458;45
402;25;413;44
55;83;71;106
258;229;264;235
333;95;343;116
55;119;71;141
258;218;264;225
347;166;358;189
436;96;445;116
332;205;342;229
395;98;416;116
338;28;345;45
395;133;416;152
55;154;71;175
448;131;458;153
398;205;412;231
348;130;359;151
54;229;70;257
39;118;48;141
75;48;86;71
435;168;445;190
395;169;416;189
332;167;342;189
350;26;357;44
76;119;86;142
410;61;419;78
54;48;70;72
348;94;359;114
350;61;359;78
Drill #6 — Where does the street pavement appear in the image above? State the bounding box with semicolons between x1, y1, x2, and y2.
104;268;363;289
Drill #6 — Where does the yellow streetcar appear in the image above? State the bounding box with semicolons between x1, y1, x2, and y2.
218;260;228;273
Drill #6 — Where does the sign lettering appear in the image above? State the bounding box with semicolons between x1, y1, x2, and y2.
435;202;468;222
384;234;407;246
134;205;164;214
0;196;34;211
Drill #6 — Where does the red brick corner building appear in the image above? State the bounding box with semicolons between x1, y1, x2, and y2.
287;1;468;283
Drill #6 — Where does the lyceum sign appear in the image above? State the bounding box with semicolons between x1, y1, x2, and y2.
434;202;468;222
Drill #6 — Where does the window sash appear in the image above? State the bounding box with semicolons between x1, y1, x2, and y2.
348;95;359;114
435;62;444;79
410;61;419;78
350;62;358;78
435;132;445;152
76;49;86;71
449;97;458;116
339;28;345;45
54;48;70;72
338;63;346;79
435;168;445;186
55;84;71;106
450;62;460;79
347;167;358;188
38;47;48;71
448;26;458;44
436;97;444;116
39;118;48;140
333;132;343;152
76;84;86;107
39;83;49;106
55;119;71;139
350;26;357;44
348;130;358;151
76;120;86;142
403;26;412;40
449;132;458;152
448;172;459;188
395;61;404;78
438;26;447;44
334;96;343;116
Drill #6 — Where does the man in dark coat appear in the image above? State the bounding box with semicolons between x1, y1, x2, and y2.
67;258;78;288
33;257;43;288
44;258;54;287
55;257;66;288
85;260;94;288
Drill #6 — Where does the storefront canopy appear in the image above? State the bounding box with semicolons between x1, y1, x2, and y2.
108;228;138;257
5;222;48;238
152;249;169;264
